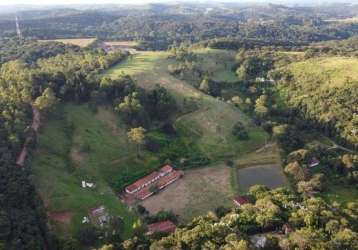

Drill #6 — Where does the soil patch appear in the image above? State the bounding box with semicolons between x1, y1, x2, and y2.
140;165;233;222
70;147;85;163
48;211;72;224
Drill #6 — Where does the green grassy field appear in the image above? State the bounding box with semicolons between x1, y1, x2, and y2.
102;51;268;161
321;185;358;205
286;57;358;88
32;104;162;238
192;48;239;83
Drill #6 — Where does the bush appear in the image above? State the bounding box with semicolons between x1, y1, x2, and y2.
77;225;99;246
215;206;231;218
144;140;161;152
137;205;149;216
232;122;249;140
146;210;178;224
161;122;177;136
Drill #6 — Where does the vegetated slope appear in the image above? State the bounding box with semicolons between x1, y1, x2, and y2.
273;56;358;147
0;38;80;65
32;104;151;238
103;51;268;161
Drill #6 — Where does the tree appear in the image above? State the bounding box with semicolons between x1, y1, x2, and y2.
116;92;143;125
34;87;58;110
232;122;249;140
284;161;307;182
128;127;146;158
148;86;176;120
231;96;243;107
77;225;99;246
254;95;269;117
199;76;210;93
342;154;354;171
98;245;114;250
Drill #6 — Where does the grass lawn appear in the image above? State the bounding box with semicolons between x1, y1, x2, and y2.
192;48;239;83
102;51;268;162
32;104;162;239
321;185;358;205
235;143;281;167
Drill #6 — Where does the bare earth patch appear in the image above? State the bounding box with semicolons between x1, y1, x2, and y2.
48;211;72;224
70;147;85;164
140;165;234;223
39;38;96;47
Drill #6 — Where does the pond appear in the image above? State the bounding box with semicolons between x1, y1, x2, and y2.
237;164;287;192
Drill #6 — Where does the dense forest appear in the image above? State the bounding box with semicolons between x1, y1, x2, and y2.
0;47;130;249
1;3;358;49
0;38;80;65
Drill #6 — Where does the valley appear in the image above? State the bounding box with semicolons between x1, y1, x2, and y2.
0;2;357;249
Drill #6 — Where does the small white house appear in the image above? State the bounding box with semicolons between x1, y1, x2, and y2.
82;216;90;224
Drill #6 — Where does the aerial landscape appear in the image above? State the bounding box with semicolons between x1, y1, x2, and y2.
0;0;357;249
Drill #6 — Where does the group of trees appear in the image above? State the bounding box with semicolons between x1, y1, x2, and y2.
0;37;80;65
0;42;130;249
122;185;358;250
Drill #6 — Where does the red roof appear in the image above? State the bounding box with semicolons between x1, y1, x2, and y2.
147;220;176;234
126;165;174;193
89;205;105;216
157;171;183;189
135;188;153;200
160;165;173;173
233;196;250;206
126;171;160;193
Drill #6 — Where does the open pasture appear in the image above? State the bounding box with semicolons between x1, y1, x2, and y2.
286;56;358;88
32;104;165;238
103;41;139;47
39;38;96;47
192;48;239;83
102;51;268;161
140;165;234;222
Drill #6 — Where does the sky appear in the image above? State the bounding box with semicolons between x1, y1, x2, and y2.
0;0;355;5
1;0;193;5
0;0;320;5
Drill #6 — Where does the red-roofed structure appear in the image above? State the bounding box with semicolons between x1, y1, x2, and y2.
308;157;320;168
146;220;176;235
125;171;162;194
233;196;250;207
89;205;105;217
160;164;173;174
123;165;183;201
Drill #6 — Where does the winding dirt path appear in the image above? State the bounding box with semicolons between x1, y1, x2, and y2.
16;106;40;166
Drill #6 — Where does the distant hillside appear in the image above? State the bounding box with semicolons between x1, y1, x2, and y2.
272;56;358;147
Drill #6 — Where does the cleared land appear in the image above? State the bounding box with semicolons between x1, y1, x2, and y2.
192;48;239;83
39;38;96;47
140;165;234;222
103;51;268;160
103;41;139;47
286;57;358;88
325;17;358;23
237;164;287;192
32;104;164;238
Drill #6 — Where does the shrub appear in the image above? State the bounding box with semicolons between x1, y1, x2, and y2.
232;122;249;140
